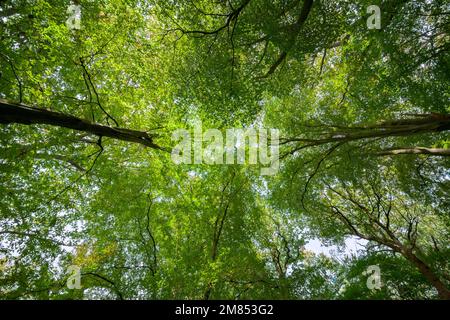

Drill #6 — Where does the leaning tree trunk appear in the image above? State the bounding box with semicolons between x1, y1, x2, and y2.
283;113;450;147
376;147;450;156
402;249;450;300
0;99;164;150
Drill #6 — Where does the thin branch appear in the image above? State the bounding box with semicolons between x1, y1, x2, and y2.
168;0;250;38
145;194;158;273
78;57;119;126
300;142;342;209
319;48;327;76
45;137;103;205
0;53;23;102
82;272;124;300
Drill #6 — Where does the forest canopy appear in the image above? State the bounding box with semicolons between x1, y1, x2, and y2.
0;0;449;300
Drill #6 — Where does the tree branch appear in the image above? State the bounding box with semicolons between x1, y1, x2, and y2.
260;0;314;78
376;147;450;156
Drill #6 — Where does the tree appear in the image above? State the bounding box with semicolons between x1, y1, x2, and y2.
322;175;449;299
1;0;449;300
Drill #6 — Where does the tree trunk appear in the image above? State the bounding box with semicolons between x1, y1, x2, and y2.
376;147;450;156
0;99;164;150
283;113;450;146
403;249;450;300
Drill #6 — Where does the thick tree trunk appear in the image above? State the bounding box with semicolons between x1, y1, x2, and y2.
403;249;450;300
329;189;450;299
0;99;164;150
283;113;450;146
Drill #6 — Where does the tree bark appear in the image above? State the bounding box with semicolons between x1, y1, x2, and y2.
261;0;314;78
330;202;450;299
283;113;450;156
0;99;164;150
376;147;450;156
403;249;450;300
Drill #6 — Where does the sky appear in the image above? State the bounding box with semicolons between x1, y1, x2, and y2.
305;236;368;258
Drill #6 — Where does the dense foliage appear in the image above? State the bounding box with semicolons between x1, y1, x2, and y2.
0;0;449;299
